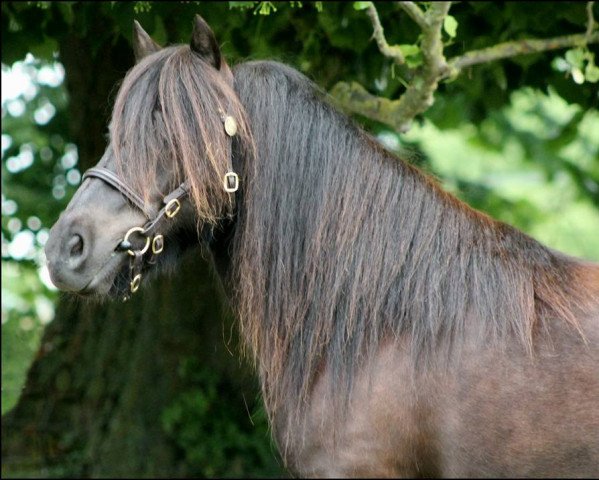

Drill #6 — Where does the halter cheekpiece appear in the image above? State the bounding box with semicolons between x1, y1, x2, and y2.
82;113;239;301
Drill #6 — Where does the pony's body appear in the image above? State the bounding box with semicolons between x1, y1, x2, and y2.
282;316;599;477
228;61;599;477
44;18;599;477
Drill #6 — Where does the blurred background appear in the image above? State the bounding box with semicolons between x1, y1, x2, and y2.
2;1;598;477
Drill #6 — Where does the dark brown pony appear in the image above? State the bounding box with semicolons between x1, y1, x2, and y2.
45;16;599;477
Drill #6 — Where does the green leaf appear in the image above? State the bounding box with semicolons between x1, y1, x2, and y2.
353;2;371;11
565;48;585;69
133;1;152;14
584;62;599;83
28;37;59;62
571;67;584;84
443;15;458;38
228;1;256;9
255;1;277;15
551;56;570;73
492;64;507;90
398;44;422;68
398;44;420;57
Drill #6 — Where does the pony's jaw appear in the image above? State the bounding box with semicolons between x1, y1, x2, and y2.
79;252;130;297
45;176;147;296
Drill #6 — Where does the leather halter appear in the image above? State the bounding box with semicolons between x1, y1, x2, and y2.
82;167;191;301
81;113;239;301
82;60;240;300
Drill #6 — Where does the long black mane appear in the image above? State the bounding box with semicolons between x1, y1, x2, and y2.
110;47;587;432
230;60;585;425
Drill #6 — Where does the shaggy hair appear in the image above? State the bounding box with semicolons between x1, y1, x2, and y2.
110;46;254;223
108;46;591;433
231;61;588;425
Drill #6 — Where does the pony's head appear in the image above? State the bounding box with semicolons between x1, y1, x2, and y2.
45;15;252;299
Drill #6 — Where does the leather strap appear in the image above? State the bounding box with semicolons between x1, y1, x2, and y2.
83;167;156;219
141;183;189;237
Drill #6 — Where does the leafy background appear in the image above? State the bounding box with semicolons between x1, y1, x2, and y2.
2;1;598;477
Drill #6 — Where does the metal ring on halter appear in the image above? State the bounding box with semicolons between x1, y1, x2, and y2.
152;235;164;254
165;199;181;218
223;171;239;193
130;274;142;293
122;226;150;256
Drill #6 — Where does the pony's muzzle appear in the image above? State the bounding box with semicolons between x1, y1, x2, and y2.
45;213;93;292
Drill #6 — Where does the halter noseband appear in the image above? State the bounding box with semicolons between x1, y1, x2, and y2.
81;114;239;301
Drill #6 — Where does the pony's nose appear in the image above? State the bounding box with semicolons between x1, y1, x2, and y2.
45;216;92;291
66;233;85;261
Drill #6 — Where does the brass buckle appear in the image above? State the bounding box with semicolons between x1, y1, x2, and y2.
165;198;181;218
152;235;164;254
123;227;150;256
130;273;142;292
223;171;239;193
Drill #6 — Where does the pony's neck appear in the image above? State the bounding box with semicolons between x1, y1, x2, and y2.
228;60;584;420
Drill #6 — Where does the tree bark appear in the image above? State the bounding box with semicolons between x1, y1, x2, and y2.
2;250;259;478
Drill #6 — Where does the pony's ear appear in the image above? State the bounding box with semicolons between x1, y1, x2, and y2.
132;20;161;62
190;14;221;70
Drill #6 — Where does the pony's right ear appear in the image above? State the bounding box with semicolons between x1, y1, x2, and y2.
132;20;161;62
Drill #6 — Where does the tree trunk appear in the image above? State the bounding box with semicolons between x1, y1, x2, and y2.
2;250;262;478
2;6;279;477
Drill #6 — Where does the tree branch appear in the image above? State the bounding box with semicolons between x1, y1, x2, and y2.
365;2;405;65
332;2;599;134
587;1;596;38
448;31;599;72
333;1;451;132
396;1;427;30
390;1;449;130
329;81;401;127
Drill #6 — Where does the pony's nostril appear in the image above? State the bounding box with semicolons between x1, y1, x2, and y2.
68;234;84;258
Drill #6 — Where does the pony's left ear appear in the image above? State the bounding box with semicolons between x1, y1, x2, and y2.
190;14;221;70
132;20;161;62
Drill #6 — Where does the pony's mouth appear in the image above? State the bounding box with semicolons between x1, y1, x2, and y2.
77;252;130;298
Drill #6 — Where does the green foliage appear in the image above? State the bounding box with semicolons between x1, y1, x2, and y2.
443;14;458;38
133;2;152;15
553;46;599;83
2;61;74;238
399;44;423;68
2;56;70;414
229;1;256;10
401;86;599;260
353;2;371;11
254;2;277;16
162;358;284;478
2;261;56;414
